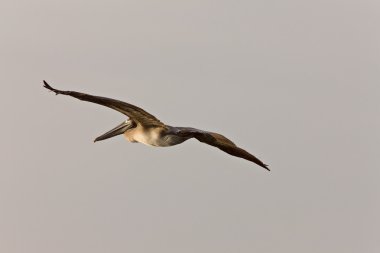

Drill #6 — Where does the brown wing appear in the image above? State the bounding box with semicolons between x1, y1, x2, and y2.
43;81;164;127
177;127;269;171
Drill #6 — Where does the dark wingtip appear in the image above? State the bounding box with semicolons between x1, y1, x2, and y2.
43;80;49;88
263;165;270;171
43;80;61;95
43;80;54;92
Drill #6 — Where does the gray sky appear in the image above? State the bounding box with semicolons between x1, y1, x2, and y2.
1;0;379;252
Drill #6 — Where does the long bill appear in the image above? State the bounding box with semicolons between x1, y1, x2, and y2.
94;120;134;142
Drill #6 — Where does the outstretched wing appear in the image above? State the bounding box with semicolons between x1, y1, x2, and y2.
43;80;164;127
177;127;269;170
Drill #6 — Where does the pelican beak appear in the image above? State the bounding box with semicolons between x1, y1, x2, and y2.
94;121;134;142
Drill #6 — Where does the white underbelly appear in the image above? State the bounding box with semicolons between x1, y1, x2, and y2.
131;130;160;146
125;127;187;147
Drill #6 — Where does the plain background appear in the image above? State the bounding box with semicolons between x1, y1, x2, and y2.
1;0;379;252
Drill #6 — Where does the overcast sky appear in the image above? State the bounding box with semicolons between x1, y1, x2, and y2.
1;0;379;252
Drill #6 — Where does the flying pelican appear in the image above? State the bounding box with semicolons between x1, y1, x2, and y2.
43;81;269;170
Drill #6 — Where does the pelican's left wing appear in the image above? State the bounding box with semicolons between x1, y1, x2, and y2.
43;81;164;127
177;127;269;170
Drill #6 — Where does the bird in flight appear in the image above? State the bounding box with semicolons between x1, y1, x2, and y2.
43;81;269;170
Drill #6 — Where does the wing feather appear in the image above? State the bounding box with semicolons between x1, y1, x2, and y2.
43;81;164;127
177;127;269;170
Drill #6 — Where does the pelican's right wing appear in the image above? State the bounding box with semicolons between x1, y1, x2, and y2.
177;127;269;170
43;81;164;127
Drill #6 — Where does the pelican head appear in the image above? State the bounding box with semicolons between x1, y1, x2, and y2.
94;120;136;142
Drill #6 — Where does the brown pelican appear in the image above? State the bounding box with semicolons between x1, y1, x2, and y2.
43;81;269;170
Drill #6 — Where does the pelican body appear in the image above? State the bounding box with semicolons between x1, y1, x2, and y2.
43;81;269;170
108;122;187;147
